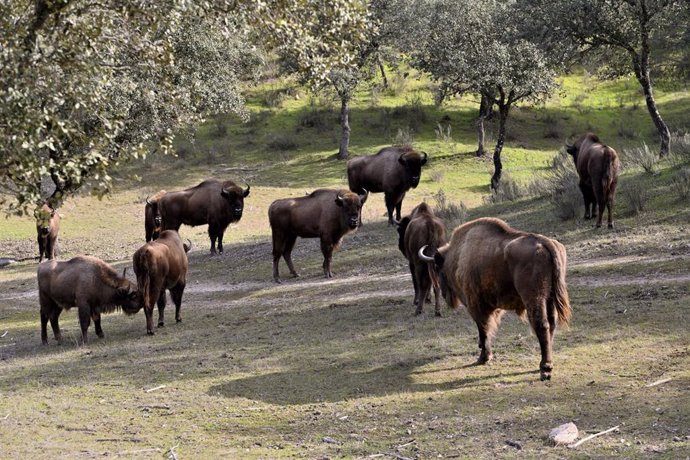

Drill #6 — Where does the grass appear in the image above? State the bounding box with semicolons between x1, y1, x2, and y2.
0;70;689;458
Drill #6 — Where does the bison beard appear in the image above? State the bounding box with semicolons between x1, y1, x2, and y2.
419;218;572;380
133;230;190;336
566;133;620;228
269;189;368;283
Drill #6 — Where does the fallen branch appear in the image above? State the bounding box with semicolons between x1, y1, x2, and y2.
568;425;620;449
1;331;7;338
144;385;166;393
396;439;416;448
2;413;9;420
165;443;179;460
646;378;671;387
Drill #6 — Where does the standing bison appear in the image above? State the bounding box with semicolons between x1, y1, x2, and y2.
133;230;191;336
395;202;446;316
347;146;427;225
144;190;166;242
566;133;620;228
35;204;60;262
419;218;571;380
157;179;250;254
269;188;368;282
38;256;142;345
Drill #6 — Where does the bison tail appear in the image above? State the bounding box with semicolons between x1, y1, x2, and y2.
602;146;618;189
544;239;572;328
134;250;155;310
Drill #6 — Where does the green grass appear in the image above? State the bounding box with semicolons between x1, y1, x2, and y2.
0;70;689;458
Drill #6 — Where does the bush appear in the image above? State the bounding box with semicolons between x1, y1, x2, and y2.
484;173;527;203
385;70;407;96
267;133;298;151
393;127;414;146
433;190;467;227
298;97;336;133
670;132;690;163
671;167;690;200
435;123;452;143
623;142;659;174
539;149;582;220
429;170;444;183
621;184;649;215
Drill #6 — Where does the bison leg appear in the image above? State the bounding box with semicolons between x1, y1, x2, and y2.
144;306;156;335
432;282;442;317
414;265;431;316
579;183;594;220
157;290;167;327
208;225;218;255
49;308;63;344
282;235;299;278
217;228;226;255
384;193;397;225
77;306;91;345
40;311;49;345
170;284;184;323
321;240;335;278
594;184;606;228
607;180;617;229
395;193;405;222
474;309;503;364
409;262;419;308
527;301;554;381
38;236;45;263
92;312;104;338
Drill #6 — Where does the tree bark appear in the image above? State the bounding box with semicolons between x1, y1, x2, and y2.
631;58;670;156
476;93;491;157
491;103;510;190
337;96;350;160
377;55;388;89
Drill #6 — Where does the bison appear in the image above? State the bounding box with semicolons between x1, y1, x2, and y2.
395;202;446;316
144;190;166;242
133;230;191;336
157;179;250;254
347;146;427;225
269;188;368;283
35;204;60;262
566;133;620;228
418;217;571;380
38;256;142;345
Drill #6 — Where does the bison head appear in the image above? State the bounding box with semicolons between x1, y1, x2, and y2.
221;184;251;220
335;189;368;230
34;205;55;237
116;282;143;315
398;151;428;188
394;216;411;256
418;245;461;309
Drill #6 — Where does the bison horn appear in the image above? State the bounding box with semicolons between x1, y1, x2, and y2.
422;151;428;162
359;188;369;204
418;245;436;262
122;267;127;278
184;239;193;253
146;196;153;206
243;183;251;197
221;187;230;197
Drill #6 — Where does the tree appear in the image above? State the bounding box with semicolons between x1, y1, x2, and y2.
522;0;690;156
407;0;559;188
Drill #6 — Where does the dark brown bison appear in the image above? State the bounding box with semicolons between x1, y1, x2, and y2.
419;218;571;380
347;146;427;225
38;256;142;345
158;179;250;254
269;188;368;283
395;202;446;316
35;204;60;262
566;133;620;228
133;230;191;336
144;190;166;242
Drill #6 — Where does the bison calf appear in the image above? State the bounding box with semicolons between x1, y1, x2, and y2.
396;203;446;316
419;218;571;380
566;133;620;228
133;230;191;335
35;204;60;262
347;146;427;225
38;256;142;345
269;189;368;282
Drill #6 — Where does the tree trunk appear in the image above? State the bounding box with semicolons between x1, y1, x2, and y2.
377;55;388;89
490;104;510;190
337;96;350;160
476;93;490;157
632;56;670;156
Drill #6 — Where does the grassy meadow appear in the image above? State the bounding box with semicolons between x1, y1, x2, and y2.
0;69;689;458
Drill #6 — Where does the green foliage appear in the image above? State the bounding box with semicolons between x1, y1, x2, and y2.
623;142;660;174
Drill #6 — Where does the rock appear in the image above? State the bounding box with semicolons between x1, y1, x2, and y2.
549;422;579;445
0;258;15;268
322;436;338;444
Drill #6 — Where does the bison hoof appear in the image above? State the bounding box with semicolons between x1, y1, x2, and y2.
273;278;282;284
435;311;442;317
540;372;552;381
97;332;104;338
176;318;182;323
147;330;155;336
414;309;423;316
291;272;299;278
476;353;493;365
42;339;48;345
608;223;614;229
158;322;164;328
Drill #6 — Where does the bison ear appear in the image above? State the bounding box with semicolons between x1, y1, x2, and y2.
398;154;406;166
433;252;445;268
566;145;576;156
243;184;251;197
335;195;344;207
421;151;428;165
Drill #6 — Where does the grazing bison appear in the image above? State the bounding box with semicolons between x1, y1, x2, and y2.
566;133;620;228
158;179;250;254
144;190;166;242
35;204;60;262
133;230;191;336
418;217;571;380
395;202;446;316
269;188;368;282
37;256;142;345
347;146;427;225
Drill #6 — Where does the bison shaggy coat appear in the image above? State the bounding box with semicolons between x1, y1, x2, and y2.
566;133;620;228
158;179;250;254
37;256;142;345
133;230;191;336
347;146;427;225
420;218;571;380
144;190;166;242
35;204;60;262
396;202;446;316
269;189;368;282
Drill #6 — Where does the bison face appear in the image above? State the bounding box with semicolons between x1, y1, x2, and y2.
419;245;461;308
335;192;367;230
395;216;411;256
34;206;54;237
116;285;143;314
221;185;250;220
398;151;428;188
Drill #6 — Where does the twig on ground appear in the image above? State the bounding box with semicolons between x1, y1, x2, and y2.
144;385;166;393
646;378;671;387
568;425;620;449
1;331;7;338
2;413;9;420
165;443;180;460
396;439;416;448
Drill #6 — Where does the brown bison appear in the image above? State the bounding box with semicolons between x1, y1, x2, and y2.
157;179;250;254
419;218;571;380
566;133;620;228
37;256;142;345
347;146;428;225
35;204;60;262
269;188;368;283
396;202;447;316
133;230;191;336
144;190;166;242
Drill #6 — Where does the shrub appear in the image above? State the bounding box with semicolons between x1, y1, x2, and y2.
621;184;649;215
616;122;637;140
429;170;444;183
623;142;658;174
671;167;690;200
538;149;582;220
385;70;407;96
670;132;690;163
298;97;336;133
435;123;452;143
267;133;298;151
433;190;467;227
212;116;228;139
484;173;527;203
393;127;414;146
